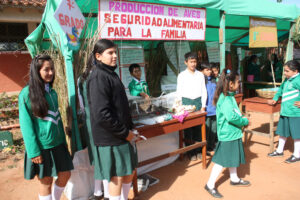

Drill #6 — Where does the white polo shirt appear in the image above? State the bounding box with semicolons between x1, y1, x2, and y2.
176;69;207;108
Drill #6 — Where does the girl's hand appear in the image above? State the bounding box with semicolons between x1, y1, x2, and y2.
294;101;300;108
268;100;276;105
126;130;135;142
243;117;250;128
200;107;206;112
246;119;251;127
31;155;43;164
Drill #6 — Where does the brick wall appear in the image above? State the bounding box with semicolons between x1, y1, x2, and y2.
0;52;31;93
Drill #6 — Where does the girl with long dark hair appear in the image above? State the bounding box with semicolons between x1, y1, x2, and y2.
205;69;250;198
19;54;73;200
86;39;137;200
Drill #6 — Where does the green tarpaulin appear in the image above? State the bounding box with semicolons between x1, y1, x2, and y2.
25;0;300;151
26;0;300;54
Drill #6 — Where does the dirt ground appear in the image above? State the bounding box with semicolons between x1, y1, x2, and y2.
0;112;299;200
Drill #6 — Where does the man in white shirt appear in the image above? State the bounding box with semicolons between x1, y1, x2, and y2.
177;52;207;160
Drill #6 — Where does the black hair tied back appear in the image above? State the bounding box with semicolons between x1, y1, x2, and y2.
213;68;239;105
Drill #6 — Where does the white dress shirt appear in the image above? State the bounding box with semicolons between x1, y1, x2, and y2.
176;69;207;108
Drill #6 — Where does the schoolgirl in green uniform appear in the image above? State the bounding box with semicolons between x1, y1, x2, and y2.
77;61;109;200
205;69;250;198
268;60;300;163
19;55;73;200
87;39;138;200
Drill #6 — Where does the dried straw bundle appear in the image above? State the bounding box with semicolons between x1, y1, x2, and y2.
41;16;100;153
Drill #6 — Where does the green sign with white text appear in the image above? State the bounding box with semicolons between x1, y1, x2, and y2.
0;131;13;150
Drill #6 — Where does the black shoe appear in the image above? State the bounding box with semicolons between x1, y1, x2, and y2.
268;151;283;157
89;194;104;200
204;185;223;198
230;179;251;187
285;155;300;163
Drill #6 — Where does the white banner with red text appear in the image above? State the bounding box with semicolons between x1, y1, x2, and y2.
98;0;206;40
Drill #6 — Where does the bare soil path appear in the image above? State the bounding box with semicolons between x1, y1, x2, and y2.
1;112;299;200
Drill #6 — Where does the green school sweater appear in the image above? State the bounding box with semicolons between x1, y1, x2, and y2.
128;79;150;96
216;92;249;141
273;73;300;117
18;85;66;158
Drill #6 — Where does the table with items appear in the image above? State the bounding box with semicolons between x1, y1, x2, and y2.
243;97;281;153
128;94;207;197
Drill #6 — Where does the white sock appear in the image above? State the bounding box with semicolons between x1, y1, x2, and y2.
120;183;131;200
52;183;64;200
293;139;300;158
39;194;52;200
277;136;287;153
103;179;110;198
229;167;240;182
207;163;223;189
94;179;103;196
109;195;121;200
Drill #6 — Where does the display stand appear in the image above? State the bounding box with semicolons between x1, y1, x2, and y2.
132;111;207;198
243;97;281;153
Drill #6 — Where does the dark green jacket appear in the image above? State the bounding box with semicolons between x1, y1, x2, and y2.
19;85;66;158
216;92;249;141
128;79;150;96
273;73;300;117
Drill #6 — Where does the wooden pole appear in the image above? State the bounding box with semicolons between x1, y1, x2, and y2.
282;22;295;82
270;63;277;88
219;11;226;72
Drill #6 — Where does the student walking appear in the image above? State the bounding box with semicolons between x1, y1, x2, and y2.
205;69;250;198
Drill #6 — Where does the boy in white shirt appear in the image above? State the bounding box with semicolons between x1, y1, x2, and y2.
177;52;207;160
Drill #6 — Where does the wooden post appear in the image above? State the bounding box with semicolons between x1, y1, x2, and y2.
269;114;274;153
219;11;226;72
282;22;295;81
132;170;138;199
201;121;207;169
285;22;295;62
179;130;184;160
